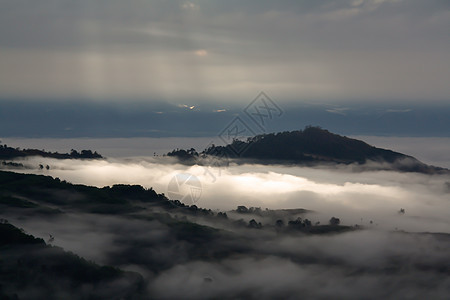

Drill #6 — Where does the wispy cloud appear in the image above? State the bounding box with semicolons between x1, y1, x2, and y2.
386;108;412;113
326;107;351;115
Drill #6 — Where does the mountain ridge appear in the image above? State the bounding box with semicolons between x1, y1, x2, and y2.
169;126;448;174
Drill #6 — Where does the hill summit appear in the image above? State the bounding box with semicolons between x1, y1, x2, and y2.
169;126;447;174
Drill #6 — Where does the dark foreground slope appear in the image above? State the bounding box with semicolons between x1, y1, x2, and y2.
0;221;143;299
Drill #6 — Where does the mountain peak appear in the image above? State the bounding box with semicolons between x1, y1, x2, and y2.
170;126;448;174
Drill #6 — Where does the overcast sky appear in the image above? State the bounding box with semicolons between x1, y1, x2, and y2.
0;0;449;104
0;0;449;139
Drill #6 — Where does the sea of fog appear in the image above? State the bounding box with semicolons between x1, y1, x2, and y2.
1;136;450;298
3;140;449;234
1;136;449;233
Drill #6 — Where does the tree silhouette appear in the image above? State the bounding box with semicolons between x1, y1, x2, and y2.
329;217;340;225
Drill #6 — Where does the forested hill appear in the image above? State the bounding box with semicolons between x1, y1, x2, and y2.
171;127;448;174
0;143;103;160
206;126;407;163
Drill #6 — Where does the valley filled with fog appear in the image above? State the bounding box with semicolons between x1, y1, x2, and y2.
10;153;450;233
1;137;449;299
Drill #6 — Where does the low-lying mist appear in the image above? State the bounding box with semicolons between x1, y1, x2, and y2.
4;208;450;299
2;155;450;298
10;155;450;233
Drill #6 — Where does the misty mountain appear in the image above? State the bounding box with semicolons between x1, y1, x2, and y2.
169;126;447;174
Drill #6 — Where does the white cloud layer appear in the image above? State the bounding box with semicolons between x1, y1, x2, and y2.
10;155;450;234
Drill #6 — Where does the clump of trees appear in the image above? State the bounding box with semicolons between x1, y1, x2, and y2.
288;217;312;228
329;217;340;225
234;206;349;233
167;148;198;161
38;164;50;170
248;219;262;229
69;149;103;159
236;206;262;215
217;212;228;219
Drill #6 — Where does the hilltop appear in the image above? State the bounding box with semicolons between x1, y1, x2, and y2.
169;126;448;174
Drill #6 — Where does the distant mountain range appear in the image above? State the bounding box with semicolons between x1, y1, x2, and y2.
169;126;449;174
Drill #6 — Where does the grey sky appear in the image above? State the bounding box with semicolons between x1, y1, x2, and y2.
1;0;449;103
